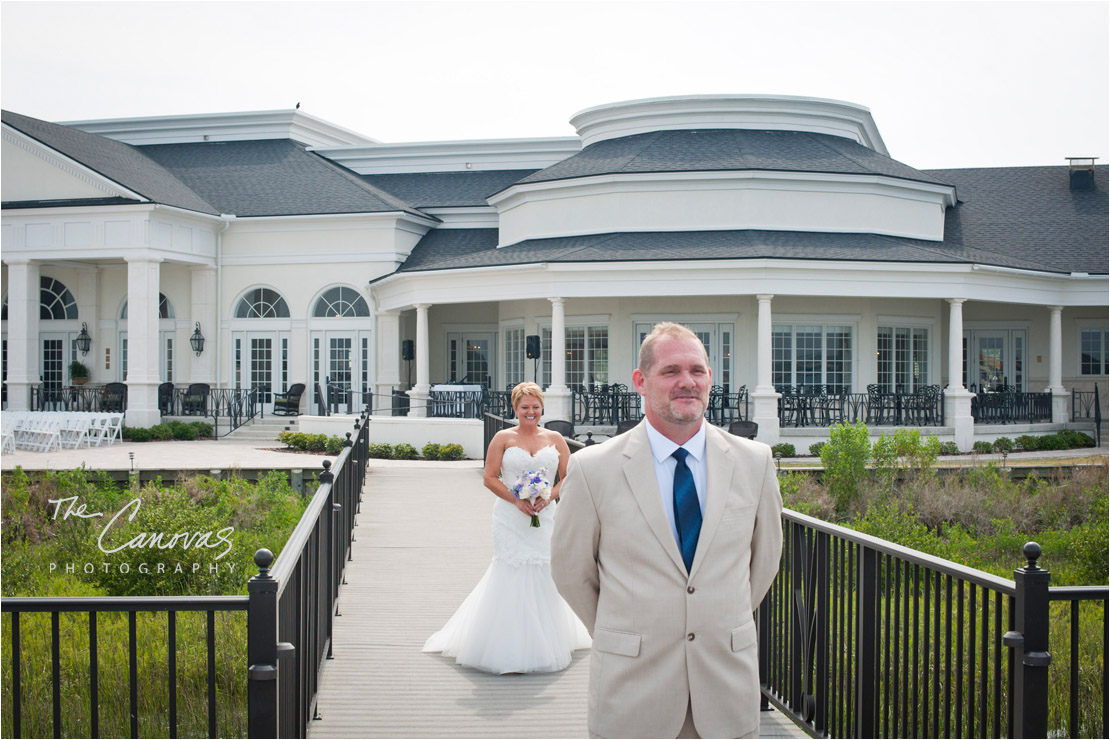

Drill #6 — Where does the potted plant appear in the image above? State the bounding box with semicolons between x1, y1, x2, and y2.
69;360;90;385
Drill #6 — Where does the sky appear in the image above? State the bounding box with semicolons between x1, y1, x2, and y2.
1;0;1107;170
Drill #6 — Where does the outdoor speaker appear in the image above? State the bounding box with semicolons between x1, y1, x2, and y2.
401;339;414;361
526;335;541;359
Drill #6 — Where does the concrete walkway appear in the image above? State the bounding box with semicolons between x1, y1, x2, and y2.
309;461;806;739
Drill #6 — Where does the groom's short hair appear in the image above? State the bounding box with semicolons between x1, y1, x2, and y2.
638;322;707;374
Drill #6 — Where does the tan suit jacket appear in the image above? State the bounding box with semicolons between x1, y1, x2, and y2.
552;421;783;739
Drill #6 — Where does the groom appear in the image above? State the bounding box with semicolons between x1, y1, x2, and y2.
552;322;783;739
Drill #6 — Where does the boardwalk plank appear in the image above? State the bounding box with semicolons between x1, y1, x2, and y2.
309;461;806;739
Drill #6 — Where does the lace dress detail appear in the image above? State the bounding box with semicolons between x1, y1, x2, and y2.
422;444;591;674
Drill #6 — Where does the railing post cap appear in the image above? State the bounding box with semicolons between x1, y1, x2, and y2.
1022;541;1042;569
254;548;275;577
345;432;353;447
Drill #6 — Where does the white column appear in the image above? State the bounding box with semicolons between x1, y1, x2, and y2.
407;303;431;417
4;260;39;410
945;298;975;451
751;294;782;444
124;257;162;427
544;297;572;421
1046;305;1068;423
375;309;402;411
75;267;100;381
947;298;968;393
189;266;217;383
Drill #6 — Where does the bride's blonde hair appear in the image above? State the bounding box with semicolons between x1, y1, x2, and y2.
511;382;544;409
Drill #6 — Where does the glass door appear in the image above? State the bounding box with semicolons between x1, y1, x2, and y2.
241;333;283;412
964;329;1025;392
40;334;67;388
446;332;493;386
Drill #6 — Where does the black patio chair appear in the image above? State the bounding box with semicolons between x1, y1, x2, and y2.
728;420;759;439
182;383;210;416
273;383;305;416
545;419;581;440
100;382;127;412
158;382;174;414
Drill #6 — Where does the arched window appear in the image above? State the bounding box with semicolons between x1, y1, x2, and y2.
235;288;290;319
40;277;78;320
121;294;175;319
313;286;369;318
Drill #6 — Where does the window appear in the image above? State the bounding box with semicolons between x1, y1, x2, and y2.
504;327;525;386
772;324;854;390
1080;328;1109;375
877;326;929;391
541;325;609;388
39;277;78;320
235;288;290;318
313;286;369;318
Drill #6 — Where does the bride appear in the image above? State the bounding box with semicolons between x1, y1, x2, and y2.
422;382;591;674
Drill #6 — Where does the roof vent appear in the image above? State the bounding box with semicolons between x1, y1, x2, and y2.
1067;157;1097;190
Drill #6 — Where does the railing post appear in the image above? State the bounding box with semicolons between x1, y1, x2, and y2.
857;545;878;738
1003;542;1052;739
247;549;279;738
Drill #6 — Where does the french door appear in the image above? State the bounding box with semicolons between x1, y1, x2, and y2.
964;329;1026;392
310;330;371;412
446;332;494;386
233;332;288;413
40;333;70;388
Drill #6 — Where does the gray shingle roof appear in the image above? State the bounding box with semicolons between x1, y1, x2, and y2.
388;165;1107;277
362;170;540;208
139;140;427;218
504;129;952;192
2;109;219;214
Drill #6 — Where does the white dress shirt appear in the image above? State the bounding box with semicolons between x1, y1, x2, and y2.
643;419;708;545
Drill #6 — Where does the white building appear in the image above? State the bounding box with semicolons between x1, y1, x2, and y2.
3;95;1106;447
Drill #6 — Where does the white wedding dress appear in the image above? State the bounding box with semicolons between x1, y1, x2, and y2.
422;444;592;674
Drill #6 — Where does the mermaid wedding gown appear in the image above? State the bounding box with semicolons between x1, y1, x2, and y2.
422;444;592;674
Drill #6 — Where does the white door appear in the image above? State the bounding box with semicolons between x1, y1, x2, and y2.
243;333;283;413
40;333;70;388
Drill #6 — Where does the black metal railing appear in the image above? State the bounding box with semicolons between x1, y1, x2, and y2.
483;412;517;462
972;390;1053;424
778;386;946;428
246;415;368;738
759;511;1108;738
1071;385;1103;447
30;384;127;413
169;386;261;439
1;596;249;738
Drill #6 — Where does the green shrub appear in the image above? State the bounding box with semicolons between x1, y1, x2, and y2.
1016;434;1041;452
325;436;346;455
808;441;827;457
820;421;871;513
939;441;960;455
393;443;418;460
771;443;796;458
306;434;327;452
423;442;443;460
973;440;994;454
367;443;393;459
149;424;174;441
191;421;213;438
1060;428;1095;448
172;422;197;441
438;443;465;461
277;430;298;448
1037;433;1069;451
993;436;1014;453
124;426;152;442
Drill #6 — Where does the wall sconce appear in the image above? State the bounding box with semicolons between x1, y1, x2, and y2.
190;322;205;356
75;322;92;355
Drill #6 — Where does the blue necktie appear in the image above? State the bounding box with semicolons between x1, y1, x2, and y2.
672;448;702;573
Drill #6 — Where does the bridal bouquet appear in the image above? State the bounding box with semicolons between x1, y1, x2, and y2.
509;468;552;528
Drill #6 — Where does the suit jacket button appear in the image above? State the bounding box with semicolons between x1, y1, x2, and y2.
687;586;695;594
687;633;695;641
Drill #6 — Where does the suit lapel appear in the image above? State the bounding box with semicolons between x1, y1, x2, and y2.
622;427;687;575
689;425;734;578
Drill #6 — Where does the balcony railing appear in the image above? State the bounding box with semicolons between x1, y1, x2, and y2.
972;389;1052;424
778;385;946;428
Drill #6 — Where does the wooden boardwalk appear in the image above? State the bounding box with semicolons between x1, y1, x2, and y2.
309;461;807;739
